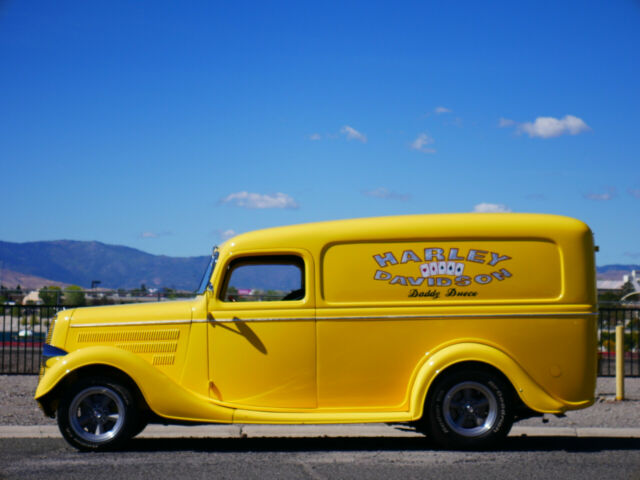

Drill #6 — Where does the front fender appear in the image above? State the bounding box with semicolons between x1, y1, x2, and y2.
35;346;234;423
408;342;568;419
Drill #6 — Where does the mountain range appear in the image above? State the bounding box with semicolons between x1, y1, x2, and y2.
0;239;637;291
595;264;640;281
0;240;209;291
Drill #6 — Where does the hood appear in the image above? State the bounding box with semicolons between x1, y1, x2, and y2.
68;299;198;326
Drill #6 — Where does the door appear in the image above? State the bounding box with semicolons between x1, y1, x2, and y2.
207;252;316;409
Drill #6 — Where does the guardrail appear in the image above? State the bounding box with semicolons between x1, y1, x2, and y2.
2;304;639;375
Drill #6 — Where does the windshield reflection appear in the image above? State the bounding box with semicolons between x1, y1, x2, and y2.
196;247;219;294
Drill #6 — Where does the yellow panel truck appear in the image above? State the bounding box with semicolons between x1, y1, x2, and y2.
35;213;598;450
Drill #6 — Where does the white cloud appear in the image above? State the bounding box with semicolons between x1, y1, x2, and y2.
308;133;322;141
139;231;171;239
220;229;237;240
584;188;615;201
518;115;590;138
220;191;299;209
473;203;512;213
212;228;240;241
498;117;516;127
411;133;436;153
340;125;367;143
363;187;411;201
434;106;452;114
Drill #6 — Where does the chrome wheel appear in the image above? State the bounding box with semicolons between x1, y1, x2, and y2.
421;368;513;449
442;381;498;437
68;386;126;444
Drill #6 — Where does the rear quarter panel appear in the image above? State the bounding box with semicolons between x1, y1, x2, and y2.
315;215;596;413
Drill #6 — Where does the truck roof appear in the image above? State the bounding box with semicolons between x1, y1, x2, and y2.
223;213;591;252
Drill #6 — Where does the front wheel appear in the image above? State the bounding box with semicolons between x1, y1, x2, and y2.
421;369;514;450
57;377;138;451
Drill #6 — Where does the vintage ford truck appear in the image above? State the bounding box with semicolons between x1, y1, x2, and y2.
35;213;598;450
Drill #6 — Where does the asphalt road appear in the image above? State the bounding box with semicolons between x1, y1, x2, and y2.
3;376;640;479
1;435;639;480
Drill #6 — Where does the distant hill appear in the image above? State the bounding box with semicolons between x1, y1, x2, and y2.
596;264;640;281
0;268;69;290
0;240;209;290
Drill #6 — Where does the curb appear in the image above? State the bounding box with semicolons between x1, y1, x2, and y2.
2;424;640;439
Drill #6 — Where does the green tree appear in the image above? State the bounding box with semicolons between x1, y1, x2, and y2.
620;281;635;299
63;285;86;306
265;289;280;301
598;290;620;304
225;285;239;301
39;286;62;305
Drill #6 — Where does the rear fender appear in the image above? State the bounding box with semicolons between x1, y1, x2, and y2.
409;342;566;419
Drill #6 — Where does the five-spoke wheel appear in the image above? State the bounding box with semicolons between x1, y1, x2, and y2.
57;377;137;451
421;368;513;449
442;381;498;437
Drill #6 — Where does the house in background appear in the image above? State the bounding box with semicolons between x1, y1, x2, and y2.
21;290;42;305
597;270;639;299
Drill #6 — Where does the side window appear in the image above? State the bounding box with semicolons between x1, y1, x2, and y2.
220;255;305;302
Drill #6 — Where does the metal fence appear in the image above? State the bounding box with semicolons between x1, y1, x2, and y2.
1;305;63;374
598;307;640;377
2;304;639;376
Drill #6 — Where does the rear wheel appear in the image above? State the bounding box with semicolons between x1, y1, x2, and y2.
421;368;513;449
57;377;138;451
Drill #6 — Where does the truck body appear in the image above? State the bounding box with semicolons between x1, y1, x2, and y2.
35;213;598;450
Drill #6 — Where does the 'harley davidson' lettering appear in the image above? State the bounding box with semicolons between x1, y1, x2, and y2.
372;246;514;292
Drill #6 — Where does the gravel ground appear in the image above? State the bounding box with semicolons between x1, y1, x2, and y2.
0;376;55;426
1;375;638;428
517;377;640;429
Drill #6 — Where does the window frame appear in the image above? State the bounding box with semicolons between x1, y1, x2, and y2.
218;254;306;303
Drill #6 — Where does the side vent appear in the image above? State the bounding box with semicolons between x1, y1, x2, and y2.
77;329;180;343
76;328;181;367
153;354;176;366
46;317;57;344
116;342;178;354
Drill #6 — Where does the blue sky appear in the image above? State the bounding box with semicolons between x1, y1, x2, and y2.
1;0;639;265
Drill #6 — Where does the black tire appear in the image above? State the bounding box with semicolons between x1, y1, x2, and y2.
131;413;149;438
57;376;138;451
421;368;514;450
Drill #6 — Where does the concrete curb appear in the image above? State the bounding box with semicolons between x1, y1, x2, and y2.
2;424;640;439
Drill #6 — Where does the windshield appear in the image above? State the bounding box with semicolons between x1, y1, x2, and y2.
196;247;219;294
